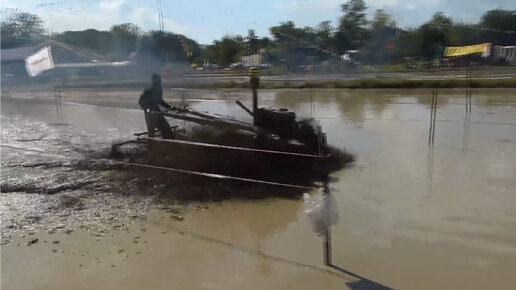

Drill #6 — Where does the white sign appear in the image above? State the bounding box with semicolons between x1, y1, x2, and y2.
25;46;54;77
241;54;261;67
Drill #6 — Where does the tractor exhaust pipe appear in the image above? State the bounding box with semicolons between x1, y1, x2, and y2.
249;69;260;124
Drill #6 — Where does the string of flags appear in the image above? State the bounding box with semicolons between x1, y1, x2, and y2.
272;30;340;57
0;8;21;13
463;26;516;35
37;1;64;7
46;38;108;62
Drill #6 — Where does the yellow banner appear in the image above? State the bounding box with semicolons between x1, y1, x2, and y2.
444;43;491;57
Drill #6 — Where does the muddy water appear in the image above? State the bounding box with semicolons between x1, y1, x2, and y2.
1;88;516;289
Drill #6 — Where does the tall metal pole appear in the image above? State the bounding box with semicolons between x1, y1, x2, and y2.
323;228;332;266
322;174;332;266
250;71;260;125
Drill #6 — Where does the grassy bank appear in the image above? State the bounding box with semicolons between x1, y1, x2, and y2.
44;77;516;90
214;78;516;89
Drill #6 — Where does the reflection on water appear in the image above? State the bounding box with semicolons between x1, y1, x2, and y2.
175;88;516;289
207;88;515;289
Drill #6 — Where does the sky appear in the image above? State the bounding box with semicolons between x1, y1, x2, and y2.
1;0;515;44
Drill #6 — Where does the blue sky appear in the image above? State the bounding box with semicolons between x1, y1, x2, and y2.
2;0;515;44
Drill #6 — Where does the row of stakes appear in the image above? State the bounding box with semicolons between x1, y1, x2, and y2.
429;66;474;146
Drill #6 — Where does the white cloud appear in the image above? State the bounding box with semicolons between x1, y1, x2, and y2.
276;0;404;11
276;0;342;11
41;10;116;33
130;7;190;33
3;0;190;34
163;18;191;34
367;0;400;8
33;1;123;33
457;13;479;24
99;0;126;12
0;0;19;20
130;7;158;30
275;0;447;12
2;0;15;8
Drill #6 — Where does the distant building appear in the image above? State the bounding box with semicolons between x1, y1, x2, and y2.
241;54;262;67
492;46;516;65
1;45;43;79
443;43;516;66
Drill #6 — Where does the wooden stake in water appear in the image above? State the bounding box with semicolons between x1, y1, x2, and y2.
323;228;332;266
466;88;473;113
310;89;315;118
321;174;333;266
54;88;63;121
466;65;473;113
428;89;438;146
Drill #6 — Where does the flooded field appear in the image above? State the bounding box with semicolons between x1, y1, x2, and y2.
1;88;515;289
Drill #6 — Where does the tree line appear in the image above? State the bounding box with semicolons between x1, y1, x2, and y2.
2;0;515;70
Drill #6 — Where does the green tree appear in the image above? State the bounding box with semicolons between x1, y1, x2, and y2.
246;29;259;54
479;9;516;45
144;31;200;63
338;0;367;50
269;21;320;69
428;12;453;29
361;9;398;64
371;9;396;31
270;21;302;41
1;12;45;48
110;23;142;58
413;12;453;60
480;9;516;31
110;23;141;36
55;29;114;55
209;36;241;66
317;21;334;35
316;20;335;51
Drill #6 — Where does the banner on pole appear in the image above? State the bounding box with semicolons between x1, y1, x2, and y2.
25;46;54;77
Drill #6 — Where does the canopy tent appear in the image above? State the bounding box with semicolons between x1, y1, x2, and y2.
444;43;491;57
492;46;516;65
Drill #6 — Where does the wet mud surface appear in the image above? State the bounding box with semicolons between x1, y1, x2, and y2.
1;94;352;248
2;88;516;290
111;128;353;190
0;115;173;246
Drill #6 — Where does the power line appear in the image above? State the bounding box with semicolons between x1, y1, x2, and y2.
45;38;108;62
156;0;164;32
272;30;340;57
